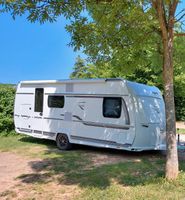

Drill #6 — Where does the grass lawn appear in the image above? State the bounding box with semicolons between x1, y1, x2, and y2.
177;128;185;134
0;133;185;200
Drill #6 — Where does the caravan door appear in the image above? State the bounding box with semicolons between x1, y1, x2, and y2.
16;93;33;131
31;88;44;134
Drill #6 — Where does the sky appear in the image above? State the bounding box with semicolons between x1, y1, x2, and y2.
0;13;83;84
0;2;184;84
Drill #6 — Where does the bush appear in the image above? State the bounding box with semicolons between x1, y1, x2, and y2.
175;96;185;121
0;85;15;133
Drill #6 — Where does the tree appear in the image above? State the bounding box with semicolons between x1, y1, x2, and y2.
68;1;184;180
1;0;185;180
151;0;179;180
70;55;91;79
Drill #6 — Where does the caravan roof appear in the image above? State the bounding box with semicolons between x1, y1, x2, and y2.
20;78;123;85
19;78;161;99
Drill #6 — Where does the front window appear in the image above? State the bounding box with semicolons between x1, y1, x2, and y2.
103;97;122;118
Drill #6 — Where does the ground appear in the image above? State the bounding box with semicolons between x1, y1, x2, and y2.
0;124;185;200
176;121;185;131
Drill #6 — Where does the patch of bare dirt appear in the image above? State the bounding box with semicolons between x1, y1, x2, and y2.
0;151;81;200
89;152;141;167
176;121;185;129
0;152;34;193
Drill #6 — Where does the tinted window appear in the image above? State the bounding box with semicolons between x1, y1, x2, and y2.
34;88;44;112
48;96;64;108
103;97;122;118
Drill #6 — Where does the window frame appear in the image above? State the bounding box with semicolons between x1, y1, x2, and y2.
103;97;122;119
34;88;44;113
122;98;130;125
48;95;65;108
103;97;130;124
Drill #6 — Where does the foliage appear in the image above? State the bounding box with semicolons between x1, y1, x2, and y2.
0;1;161;72
70;55;92;79
70;44;185;121
0;84;15;133
0;0;84;23
67;1;159;71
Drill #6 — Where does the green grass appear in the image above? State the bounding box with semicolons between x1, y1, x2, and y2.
1;134;185;199
0;133;53;152
177;128;185;134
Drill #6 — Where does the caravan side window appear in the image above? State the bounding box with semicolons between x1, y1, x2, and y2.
103;97;122;118
34;88;44;112
48;96;64;108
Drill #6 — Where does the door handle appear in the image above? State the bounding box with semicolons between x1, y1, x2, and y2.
39;112;43;116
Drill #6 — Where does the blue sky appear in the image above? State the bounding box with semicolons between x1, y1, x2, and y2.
0;13;82;84
0;2;184;84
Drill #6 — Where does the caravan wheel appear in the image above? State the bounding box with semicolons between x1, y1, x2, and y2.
56;133;72;150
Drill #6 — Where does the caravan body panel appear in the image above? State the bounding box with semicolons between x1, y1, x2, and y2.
14;79;166;151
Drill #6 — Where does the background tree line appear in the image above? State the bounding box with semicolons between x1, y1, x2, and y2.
0;84;15;134
70;34;185;120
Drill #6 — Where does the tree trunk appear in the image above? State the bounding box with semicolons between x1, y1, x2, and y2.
152;0;179;180
162;33;179;180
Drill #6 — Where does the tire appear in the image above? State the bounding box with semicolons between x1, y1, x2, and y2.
56;133;72;150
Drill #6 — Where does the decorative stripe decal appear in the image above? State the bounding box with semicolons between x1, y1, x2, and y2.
82;121;131;130
73;115;83;121
43;131;56;137
17;127;56;137
18;115;131;130
71;135;116;145
43;115;131;130
44;93;128;98
17;128;32;133
33;130;42;134
67;95;104;99
70;135;131;147
44;117;64;121
66;95;127;98
71;115;131;130
78;105;85;110
21;115;31;118
34;116;42;119
16;93;34;95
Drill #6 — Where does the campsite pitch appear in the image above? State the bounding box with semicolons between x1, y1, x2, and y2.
0;134;185;200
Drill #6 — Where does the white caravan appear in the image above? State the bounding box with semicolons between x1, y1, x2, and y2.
14;78;166;151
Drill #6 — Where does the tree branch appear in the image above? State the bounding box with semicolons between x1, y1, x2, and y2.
175;8;185;18
174;33;185;36
152;0;168;39
176;12;185;22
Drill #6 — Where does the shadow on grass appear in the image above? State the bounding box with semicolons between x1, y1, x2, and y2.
19;136;56;147
16;136;172;188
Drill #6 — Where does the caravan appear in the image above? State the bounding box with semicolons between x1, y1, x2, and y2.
14;78;166;151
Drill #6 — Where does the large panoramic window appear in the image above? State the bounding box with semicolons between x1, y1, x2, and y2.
48;96;64;108
103;97;122;118
34;88;44;112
